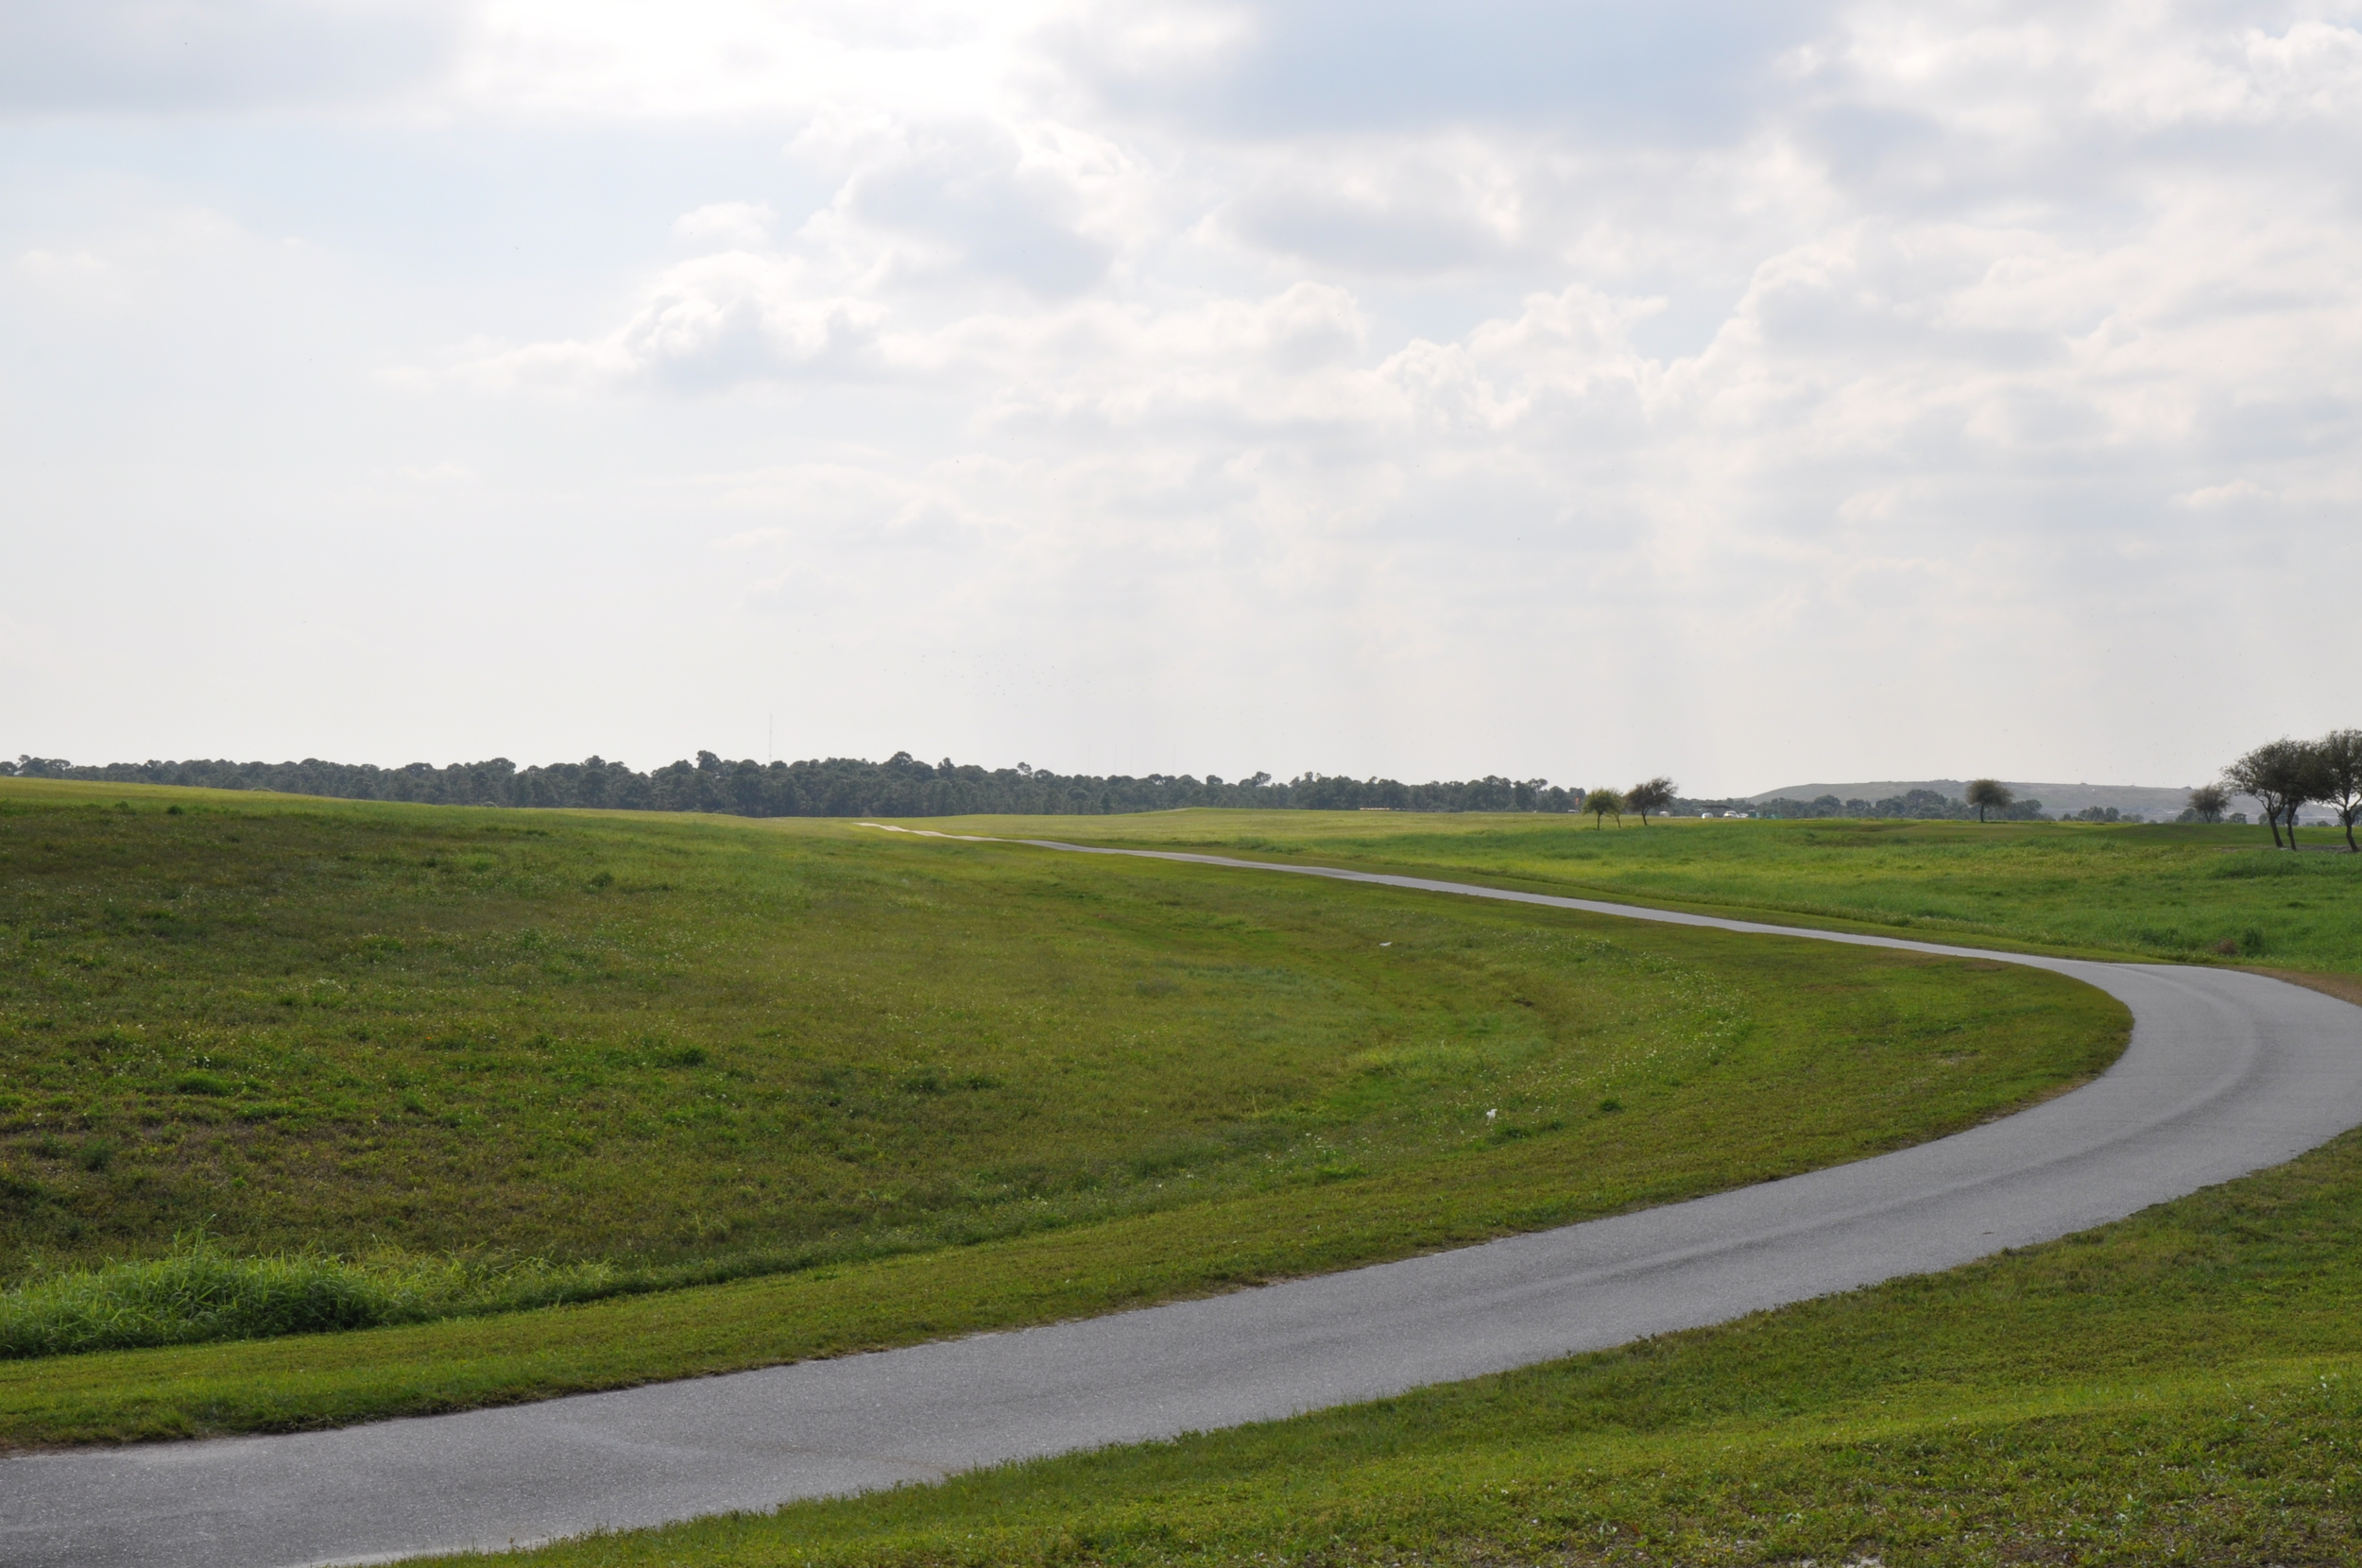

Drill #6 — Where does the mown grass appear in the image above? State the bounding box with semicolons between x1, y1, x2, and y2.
427;1125;2362;1568
0;779;2121;1441
937;809;2362;973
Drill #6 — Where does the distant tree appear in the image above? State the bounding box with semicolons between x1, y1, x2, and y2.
2318;729;2362;852
2225;738;2326;849
2223;749;2280;847
2280;740;2333;849
1585;787;1625;829
2184;783;2230;825
1626;776;1675;826
1963;778;2014;823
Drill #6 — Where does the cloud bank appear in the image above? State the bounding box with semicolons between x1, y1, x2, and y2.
2;0;2357;791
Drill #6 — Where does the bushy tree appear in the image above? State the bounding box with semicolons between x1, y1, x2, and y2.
2222;748;2281;847
1585;787;1625;828
2225;739;2327;849
1626;776;1675;826
2183;783;2230;824
1963;778;2013;823
2318;729;2362;852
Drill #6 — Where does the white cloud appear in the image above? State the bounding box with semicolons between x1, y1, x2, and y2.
17;248;112;279
1219;138;1528;275
672;201;775;249
2179;478;2275;508
450;0;1053;121
1040;0;1258;88
1816;2;2362;139
461;251;891;389
816;116;1121;295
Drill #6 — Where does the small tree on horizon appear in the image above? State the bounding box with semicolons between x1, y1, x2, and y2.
1626;776;1675;826
1586;786;1625;829
2184;783;2230;825
1964;778;2014;823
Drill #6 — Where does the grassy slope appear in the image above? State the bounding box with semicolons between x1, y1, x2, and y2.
936;810;2362;973
433;1125;2362;1568
0;781;2120;1444
383;811;2362;1568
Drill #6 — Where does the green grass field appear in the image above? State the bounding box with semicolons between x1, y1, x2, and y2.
0;780;2123;1445
935;809;2362;974
422;809;2354;1568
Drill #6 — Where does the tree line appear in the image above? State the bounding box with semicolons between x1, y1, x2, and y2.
18;744;2347;840
1738;786;2051;823
0;752;1583;819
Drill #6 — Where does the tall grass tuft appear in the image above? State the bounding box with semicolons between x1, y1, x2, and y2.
0;1236;622;1358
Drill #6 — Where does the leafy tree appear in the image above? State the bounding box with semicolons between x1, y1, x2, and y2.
1625;776;1675;826
2183;783;2230;825
1963;778;2013;823
2222;749;2281;848
2279;741;2332;849
2317;728;2362;852
1585;787;1625;829
2225;739;2326;849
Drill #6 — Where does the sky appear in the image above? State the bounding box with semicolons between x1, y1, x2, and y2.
4;1;2359;796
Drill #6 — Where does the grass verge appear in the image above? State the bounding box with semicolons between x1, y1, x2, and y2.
424;1124;2362;1568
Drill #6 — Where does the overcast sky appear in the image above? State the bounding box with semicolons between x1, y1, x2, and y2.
5;1;2358;794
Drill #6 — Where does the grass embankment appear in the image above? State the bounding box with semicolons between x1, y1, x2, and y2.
937;810;2362;973
424;1125;2362;1568
0;780;2121;1443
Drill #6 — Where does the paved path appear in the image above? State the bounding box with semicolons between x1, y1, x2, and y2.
8;834;2361;1568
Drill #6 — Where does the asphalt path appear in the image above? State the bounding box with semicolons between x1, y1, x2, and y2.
8;832;2361;1568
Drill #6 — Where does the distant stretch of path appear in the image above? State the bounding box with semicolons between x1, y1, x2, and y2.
9;830;2362;1568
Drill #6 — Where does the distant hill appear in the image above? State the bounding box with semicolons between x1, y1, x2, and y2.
1748;779;2311;822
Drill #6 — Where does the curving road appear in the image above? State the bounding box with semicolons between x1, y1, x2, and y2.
7;833;2361;1568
